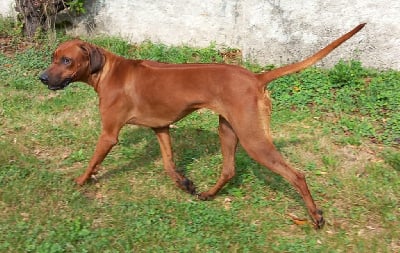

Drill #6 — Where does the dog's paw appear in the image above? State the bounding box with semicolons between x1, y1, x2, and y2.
197;192;214;201
74;175;88;186
313;209;325;229
179;178;196;195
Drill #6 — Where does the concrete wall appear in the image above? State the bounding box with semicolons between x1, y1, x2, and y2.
1;0;399;69
0;1;15;17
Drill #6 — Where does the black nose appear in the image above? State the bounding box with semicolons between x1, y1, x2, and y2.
39;73;49;84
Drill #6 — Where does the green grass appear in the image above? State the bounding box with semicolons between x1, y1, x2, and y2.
1;19;399;252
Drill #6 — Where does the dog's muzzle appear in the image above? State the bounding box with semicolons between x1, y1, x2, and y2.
39;72;72;91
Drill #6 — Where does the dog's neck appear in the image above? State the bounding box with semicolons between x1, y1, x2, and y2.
86;52;124;93
87;71;102;92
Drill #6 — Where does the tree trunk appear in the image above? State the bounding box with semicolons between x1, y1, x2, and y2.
15;0;68;37
15;0;42;37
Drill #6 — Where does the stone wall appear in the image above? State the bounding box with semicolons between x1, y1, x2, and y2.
1;0;399;69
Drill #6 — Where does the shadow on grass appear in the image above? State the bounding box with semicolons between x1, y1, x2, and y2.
97;125;306;205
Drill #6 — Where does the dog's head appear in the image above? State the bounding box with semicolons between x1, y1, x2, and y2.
39;39;105;90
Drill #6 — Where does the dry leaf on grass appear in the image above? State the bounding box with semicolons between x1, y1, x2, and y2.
287;213;309;226
223;197;232;210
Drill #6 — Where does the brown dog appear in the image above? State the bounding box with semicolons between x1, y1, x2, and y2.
40;24;365;228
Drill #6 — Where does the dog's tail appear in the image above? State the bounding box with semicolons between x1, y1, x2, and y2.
257;23;366;86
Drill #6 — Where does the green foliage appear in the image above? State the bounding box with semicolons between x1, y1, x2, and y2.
0;17;22;37
87;37;224;64
328;60;368;88
68;0;86;14
89;37;132;56
129;40;224;63
382;150;400;171
269;67;333;109
269;60;400;145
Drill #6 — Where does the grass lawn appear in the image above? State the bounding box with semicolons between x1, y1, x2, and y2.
1;18;399;252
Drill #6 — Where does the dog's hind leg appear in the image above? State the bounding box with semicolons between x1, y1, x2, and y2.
229;96;325;228
198;116;238;200
153;127;196;195
243;139;324;228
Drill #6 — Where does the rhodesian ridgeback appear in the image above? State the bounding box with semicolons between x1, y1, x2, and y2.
40;24;365;228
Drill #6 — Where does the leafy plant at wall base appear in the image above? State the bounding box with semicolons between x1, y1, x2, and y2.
68;0;86;14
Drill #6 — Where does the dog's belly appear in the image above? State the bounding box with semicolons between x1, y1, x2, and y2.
126;107;196;128
126;116;174;128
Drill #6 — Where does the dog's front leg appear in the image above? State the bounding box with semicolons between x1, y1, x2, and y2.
153;127;196;195
75;130;119;185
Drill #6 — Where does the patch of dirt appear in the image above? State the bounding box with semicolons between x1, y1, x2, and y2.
336;144;384;176
0;35;38;57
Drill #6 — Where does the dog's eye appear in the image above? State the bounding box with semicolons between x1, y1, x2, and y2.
62;57;72;65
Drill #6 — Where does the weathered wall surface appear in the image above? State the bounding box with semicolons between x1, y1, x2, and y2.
1;0;399;69
0;1;15;16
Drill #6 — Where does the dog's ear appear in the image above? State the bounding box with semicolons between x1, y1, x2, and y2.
80;43;105;74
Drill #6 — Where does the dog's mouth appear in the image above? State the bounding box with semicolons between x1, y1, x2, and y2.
47;78;73;91
39;71;75;91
